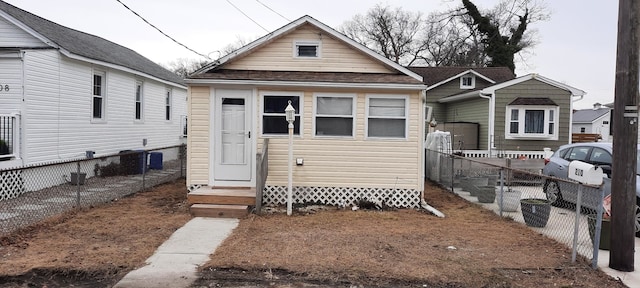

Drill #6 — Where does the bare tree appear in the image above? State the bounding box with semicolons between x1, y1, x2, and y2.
339;5;426;65
339;0;549;70
162;58;209;78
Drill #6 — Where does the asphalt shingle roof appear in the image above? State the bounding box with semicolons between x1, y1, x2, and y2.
573;108;611;123
407;66;515;86
0;0;184;85
190;69;424;85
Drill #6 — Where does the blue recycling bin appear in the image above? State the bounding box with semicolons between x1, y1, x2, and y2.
149;152;163;170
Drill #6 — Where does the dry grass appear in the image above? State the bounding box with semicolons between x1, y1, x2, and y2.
0;179;190;285
197;182;626;287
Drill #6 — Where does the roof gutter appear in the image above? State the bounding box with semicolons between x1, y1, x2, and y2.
479;91;495;152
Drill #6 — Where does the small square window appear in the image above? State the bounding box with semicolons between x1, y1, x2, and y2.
294;41;320;58
460;75;475;89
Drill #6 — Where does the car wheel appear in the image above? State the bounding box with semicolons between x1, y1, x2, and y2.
636;199;640;238
544;180;563;207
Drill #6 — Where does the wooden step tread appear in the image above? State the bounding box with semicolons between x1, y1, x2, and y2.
190;187;256;197
190;204;249;218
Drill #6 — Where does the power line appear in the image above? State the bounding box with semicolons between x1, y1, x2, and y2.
255;0;290;22
225;0;269;33
114;0;211;60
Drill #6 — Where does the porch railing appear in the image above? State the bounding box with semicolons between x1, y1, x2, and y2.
255;138;269;213
0;114;18;161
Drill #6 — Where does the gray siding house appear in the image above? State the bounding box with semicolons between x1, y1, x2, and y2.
410;67;585;154
0;1;187;169
572;103;612;142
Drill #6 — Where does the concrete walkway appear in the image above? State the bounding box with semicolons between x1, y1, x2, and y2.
114;217;239;288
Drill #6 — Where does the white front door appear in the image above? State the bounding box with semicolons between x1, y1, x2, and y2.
214;89;252;181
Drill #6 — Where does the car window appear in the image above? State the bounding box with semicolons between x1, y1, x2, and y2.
557;148;569;158
588;148;612;165
564;147;590;161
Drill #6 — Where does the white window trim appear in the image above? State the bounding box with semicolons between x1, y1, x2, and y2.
134;80;144;122
91;69;106;123
312;93;356;139
365;94;409;140
460;74;475;89
165;88;172;122
259;91;304;138
293;40;321;59
504;105;559;140
180;115;188;138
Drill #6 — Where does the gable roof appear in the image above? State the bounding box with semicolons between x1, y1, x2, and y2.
0;0;184;87
573;108;611;123
407;66;515;88
191;15;422;83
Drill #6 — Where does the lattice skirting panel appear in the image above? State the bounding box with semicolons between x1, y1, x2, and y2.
263;185;421;208
0;170;26;201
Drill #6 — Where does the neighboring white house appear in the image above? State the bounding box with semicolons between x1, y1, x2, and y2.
572;103;611;142
0;1;187;169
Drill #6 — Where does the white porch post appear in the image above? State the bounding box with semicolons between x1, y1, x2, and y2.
285;101;295;216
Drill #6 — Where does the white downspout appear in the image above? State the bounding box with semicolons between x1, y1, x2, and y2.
569;93;585;144
479;91;494;156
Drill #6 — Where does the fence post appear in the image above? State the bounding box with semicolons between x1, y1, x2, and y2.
571;184;584;263
592;186;605;269
142;151;146;192
499;168;505;217
76;161;81;209
180;144;185;178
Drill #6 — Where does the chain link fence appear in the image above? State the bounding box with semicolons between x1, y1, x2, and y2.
0;144;186;237
426;149;606;268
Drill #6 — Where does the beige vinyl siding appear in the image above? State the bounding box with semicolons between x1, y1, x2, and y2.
258;89;422;190
226;24;394;74
187;86;210;185
493;79;571;151
445;97;490;150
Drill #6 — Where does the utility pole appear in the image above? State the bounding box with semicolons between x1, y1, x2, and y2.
610;0;639;272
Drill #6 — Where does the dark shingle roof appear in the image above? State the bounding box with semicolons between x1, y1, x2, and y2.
0;1;183;85
509;97;558;106
191;69;424;85
407;66;515;86
573;108;611;123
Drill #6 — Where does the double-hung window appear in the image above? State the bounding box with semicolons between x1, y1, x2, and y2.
506;104;559;140
460;74;475;89
262;93;301;135
165;89;172;121
314;94;355;137
92;70;106;120
135;80;143;121
366;95;408;139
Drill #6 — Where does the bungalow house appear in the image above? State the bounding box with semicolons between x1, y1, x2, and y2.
185;15;426;216
409;67;585;156
572;103;611;142
0;0;187;170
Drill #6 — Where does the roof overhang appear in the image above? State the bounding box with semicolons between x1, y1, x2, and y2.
185;78;426;90
438;90;482;103
427;69;496;91
481;73;586;97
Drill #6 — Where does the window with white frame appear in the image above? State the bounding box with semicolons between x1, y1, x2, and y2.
366;95;408;139
262;93;301;135
92;70;106;120
294;40;320;58
180;115;188;137
314;94;354;137
135;80;143;121
165;89;172;121
460;74;475;89
506;105;559;139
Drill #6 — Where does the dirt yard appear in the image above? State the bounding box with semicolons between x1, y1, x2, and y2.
0;179;627;287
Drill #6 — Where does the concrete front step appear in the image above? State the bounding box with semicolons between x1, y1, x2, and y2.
190;204;250;218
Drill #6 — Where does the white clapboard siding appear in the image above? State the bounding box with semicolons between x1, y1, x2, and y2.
225;23;393;74
18;49;186;165
0;15;44;47
0;56;22;114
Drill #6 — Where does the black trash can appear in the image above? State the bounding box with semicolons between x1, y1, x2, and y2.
119;150;145;175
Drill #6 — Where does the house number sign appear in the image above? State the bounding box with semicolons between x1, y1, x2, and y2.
0;85;9;92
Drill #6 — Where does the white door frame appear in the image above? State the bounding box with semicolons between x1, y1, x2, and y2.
210;88;256;187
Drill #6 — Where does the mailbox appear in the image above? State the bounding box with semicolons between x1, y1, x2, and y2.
568;160;604;185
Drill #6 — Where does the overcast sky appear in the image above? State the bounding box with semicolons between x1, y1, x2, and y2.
4;0;618;109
